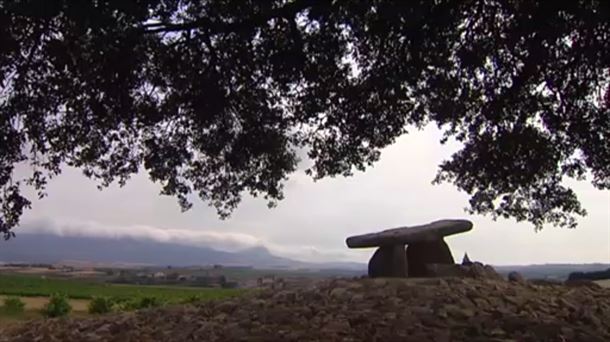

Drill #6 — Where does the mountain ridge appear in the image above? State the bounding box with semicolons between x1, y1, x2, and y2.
0;233;366;271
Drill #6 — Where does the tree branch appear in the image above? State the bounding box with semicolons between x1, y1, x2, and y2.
141;0;327;35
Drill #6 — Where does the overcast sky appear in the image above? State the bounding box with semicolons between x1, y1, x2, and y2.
13;125;610;265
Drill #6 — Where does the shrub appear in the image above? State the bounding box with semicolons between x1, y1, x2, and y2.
181;294;202;304
136;296;163;309
3;296;25;314
88;296;114;314
112;296;164;312
42;293;71;318
110;297;134;312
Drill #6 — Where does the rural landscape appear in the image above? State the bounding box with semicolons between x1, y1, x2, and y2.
0;269;242;325
0;0;609;341
0;258;610;340
1;236;609;339
0;232;366;327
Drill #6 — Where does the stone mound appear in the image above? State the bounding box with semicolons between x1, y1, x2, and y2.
2;278;610;341
425;262;504;280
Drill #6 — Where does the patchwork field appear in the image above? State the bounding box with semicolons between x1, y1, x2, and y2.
0;274;242;301
0;295;90;326
0;273;244;325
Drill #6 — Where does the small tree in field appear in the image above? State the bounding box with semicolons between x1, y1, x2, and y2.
42;293;72;318
2;296;25;314
88;296;114;314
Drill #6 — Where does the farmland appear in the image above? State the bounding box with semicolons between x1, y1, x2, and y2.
0;273;246;325
0;273;242;301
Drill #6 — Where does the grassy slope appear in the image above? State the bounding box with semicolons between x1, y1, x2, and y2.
0;274;242;301
0;307;41;325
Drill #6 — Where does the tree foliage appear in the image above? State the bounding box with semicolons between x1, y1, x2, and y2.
42;292;72;318
0;0;608;237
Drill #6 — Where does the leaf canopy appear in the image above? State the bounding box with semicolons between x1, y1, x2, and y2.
0;0;608;237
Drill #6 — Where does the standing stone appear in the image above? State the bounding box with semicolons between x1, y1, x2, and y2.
406;239;454;277
368;245;407;278
462;253;473;266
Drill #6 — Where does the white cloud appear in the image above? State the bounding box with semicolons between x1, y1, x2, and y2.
20;218;263;251
19;217;357;263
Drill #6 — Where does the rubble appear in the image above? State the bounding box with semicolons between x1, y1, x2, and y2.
2;277;609;341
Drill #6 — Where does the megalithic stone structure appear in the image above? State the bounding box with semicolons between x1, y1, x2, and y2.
346;219;473;278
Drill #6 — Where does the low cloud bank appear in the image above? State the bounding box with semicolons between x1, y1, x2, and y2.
17;217;357;263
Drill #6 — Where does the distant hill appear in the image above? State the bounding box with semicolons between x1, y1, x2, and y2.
6;233;601;279
568;268;610;281
494;264;610;281
0;233;365;272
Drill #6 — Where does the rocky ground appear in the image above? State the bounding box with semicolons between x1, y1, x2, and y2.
2;277;610;341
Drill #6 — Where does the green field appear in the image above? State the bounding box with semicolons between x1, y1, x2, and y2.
0;306;42;324
0;274;243;302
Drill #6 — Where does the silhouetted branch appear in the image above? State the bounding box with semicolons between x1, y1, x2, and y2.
141;0;327;35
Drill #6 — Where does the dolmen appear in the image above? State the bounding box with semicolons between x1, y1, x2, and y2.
346;219;472;278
